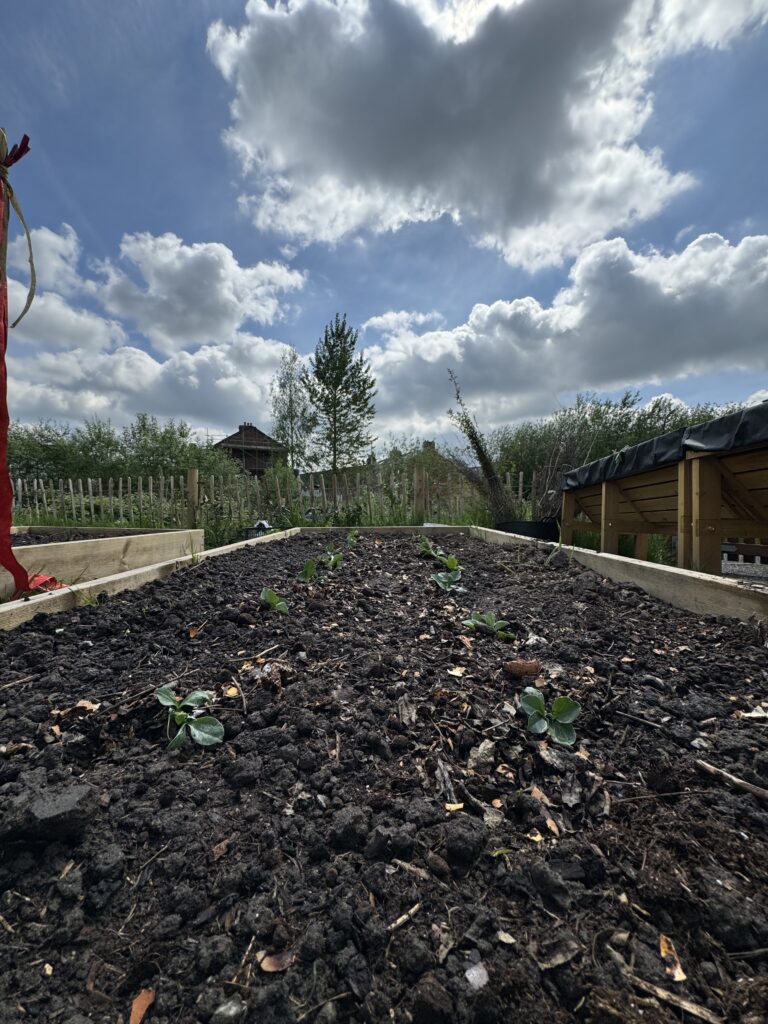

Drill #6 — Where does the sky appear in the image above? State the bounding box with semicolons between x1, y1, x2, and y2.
2;0;768;447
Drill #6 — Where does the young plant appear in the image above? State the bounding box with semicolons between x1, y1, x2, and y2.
432;568;465;593
461;611;514;640
259;587;289;614
417;536;439;559
435;551;462;571
346;530;359;547
299;559;318;583
155;686;225;751
520;687;581;745
320;544;344;570
417;536;462;571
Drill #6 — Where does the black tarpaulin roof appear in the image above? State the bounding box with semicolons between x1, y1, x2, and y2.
562;402;768;491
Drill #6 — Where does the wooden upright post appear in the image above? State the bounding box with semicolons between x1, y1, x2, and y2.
560;490;576;546
692;456;722;575
413;462;427;523
186;468;199;529
600;481;620;554
677;459;692;569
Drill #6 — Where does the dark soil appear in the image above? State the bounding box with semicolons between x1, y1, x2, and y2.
11;530;141;548
1;532;766;1024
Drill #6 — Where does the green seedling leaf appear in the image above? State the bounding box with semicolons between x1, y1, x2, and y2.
274;600;289;615
173;710;188;727
299;560;317;582
188;716;225;746
527;711;549;735
168;725;187;751
155;686;179;708
550;696;581;724
180;690;212;709
548;720;577;745
520;687;546;717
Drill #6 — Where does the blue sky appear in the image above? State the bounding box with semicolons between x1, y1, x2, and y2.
3;0;767;442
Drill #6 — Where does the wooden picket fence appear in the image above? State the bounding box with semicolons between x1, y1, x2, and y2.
10;465;487;532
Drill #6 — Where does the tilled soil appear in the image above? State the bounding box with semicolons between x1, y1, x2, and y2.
1;532;767;1024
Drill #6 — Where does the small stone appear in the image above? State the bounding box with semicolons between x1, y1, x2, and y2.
426;851;451;879
465;961;489;990
211;996;247;1023
467;740;496;774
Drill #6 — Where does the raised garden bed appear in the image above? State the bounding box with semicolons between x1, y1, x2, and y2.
1;532;767;1023
2;527;204;602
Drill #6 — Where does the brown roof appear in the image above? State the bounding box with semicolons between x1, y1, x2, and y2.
215;422;286;452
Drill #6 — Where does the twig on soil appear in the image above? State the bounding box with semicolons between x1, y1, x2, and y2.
295;991;352;1022
391;859;430;882
228;644;281;663
727;947;768;960
387;902;422;932
694;760;768;802
228;674;247;715
0;673;38;691
614;790;708;803
131;841;172;886
626;975;723;1024
614;710;664;730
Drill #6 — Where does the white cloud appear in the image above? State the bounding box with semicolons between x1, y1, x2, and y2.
95;231;305;355
365;232;768;433
8;222;83;296
7;277;126;355
208;0;768;267
362;309;443;336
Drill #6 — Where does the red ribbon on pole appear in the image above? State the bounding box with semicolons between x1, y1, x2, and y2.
1;131;61;599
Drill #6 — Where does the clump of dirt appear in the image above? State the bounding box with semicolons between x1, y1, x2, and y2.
0;532;766;1023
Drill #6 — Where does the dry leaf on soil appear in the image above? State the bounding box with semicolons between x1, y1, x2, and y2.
503;659;542;678
257;949;295;972
659;934;687;982
130;988;156;1024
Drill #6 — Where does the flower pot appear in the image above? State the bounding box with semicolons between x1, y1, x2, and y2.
493;519;559;541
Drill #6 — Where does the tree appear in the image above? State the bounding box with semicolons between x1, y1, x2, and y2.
302;313;376;472
270;346;317;470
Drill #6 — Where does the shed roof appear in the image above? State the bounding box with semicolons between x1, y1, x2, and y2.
216;422;286;452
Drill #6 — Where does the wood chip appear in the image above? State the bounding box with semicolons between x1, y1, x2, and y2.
130;989;155;1024
387;902;422;932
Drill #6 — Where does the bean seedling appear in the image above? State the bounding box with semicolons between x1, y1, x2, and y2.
461;610;514;640
417;537;462;571
259;587;289;614
346;530;359;547
520;687;581;745
155;686;225;751
320;544;344;570
299;559;319;583
432;568;465;593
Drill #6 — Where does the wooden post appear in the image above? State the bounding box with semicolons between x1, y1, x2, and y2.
186;468;199;529
118;478;123;523
561;490;575;546
332;474;338;507
518;471;524;503
634;533;649;560
170;476;176;525
677;459;692;570
108;478;114;522
137;478;144;526
692;456;722;575
600;480;620;554
98;478;103;520
68;479;75;521
530;470;538;518
58;479;65;521
127;477;133;523
87;478;94;521
159;476;165;527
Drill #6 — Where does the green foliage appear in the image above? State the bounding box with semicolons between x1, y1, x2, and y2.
346;529;359;547
270;346;317;470
461;610;514;640
299;559;319;583
155;686;224;751
417;536;462;571
8;412;238;481
259;587;289;614
520;687;581;745
301;313;377;472
431;568;465;593
319;544;344;570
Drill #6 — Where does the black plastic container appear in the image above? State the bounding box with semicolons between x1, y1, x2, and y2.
493;519;559;541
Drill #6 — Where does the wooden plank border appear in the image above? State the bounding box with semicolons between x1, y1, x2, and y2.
470;526;768;622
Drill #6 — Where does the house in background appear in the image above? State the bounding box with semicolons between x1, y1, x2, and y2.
215;422;287;476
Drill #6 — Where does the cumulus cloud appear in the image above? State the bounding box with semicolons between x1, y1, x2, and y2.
362;309;443;336
8;222;83;296
95;231;305;355
208;0;768;268
365;232;768;434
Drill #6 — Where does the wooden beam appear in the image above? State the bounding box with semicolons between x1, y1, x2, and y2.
697;518;768;535
677;459;692;570
600;481;620;554
692;457;722;575
634;533;649;560
718;462;768;522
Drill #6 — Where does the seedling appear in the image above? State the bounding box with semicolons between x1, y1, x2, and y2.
418;537;463;571
299;559;318;583
520;687;581;745
346;530;359;547
461;611;514;640
259;587;289;614
155;686;224;751
320;544;344;570
432;568;465;593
